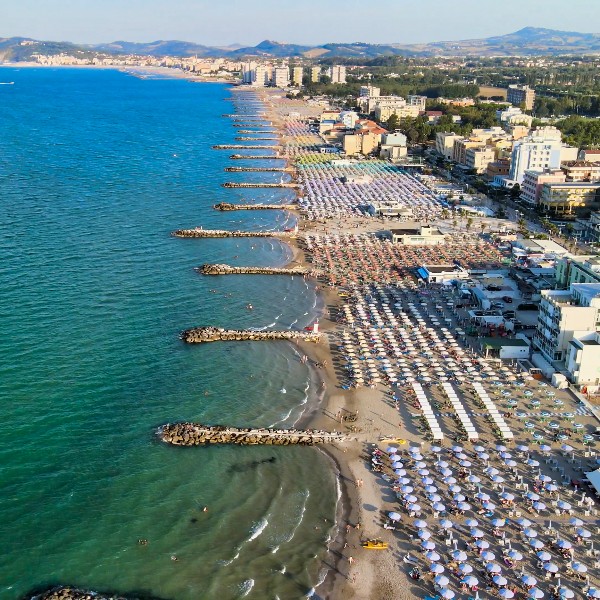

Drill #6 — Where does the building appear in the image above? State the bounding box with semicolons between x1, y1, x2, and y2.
507;84;536;111
380;132;408;160
374;102;422;122
539;182;600;218
343;132;379;156
366;202;413;218
438;97;476;107
273;66;290;88
579;149;600;162
452;138;488;165
561;161;600;182
508;128;567;184
465;146;496;174
251;65;270;86
291;66;303;86
436;132;463;160
310;66;321;83
534;283;600;363
555;255;600;288
582;212;600;244
242;61;257;84
486;159;510;180
330;65;346;84
565;331;600;385
520;169;566;206
359;85;380;98
390;225;446;245
497;106;533;127
407;95;427;111
480;338;530;360
416;264;469;284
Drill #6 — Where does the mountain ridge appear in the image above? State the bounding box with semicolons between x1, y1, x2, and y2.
2;27;600;62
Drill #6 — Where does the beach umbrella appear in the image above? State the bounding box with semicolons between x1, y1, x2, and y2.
457;563;473;574
440;519;453;529
576;527;592;538
532;502;546;512
517;445;529;452
543;563;559;573
556;539;572;549
435;575;450;587
474;445;485;452
452;550;468;562
493;575;508;587
499;590;514;599
422;477;434;485
418;529;431;539
558;588;575;599
404;494;418;504
557;501;571;510
529;588;544;599
391;455;403;464
400;485;414;493
470;528;485;538
386;446;398;454
453;494;466;502
523;528;538;538
459;460;472;467
500;492;514;501
521;575;538;586
407;503;421;512
465;518;479;527
425;485;438;494
483;501;497;512
432;503;446;513
431;446;442;453
425;550;441;562
439;589;455;600
587;589;600;599
491;518;506;527
561;444;574;453
449;485;461;493
475;540;490;550
481;550;495;561
526;492;540;501
569;517;584;527
468;475;480;483
388;511;402;522
395;469;407;477
536;551;551;562
545;484;558;492
422;540;436;550
457;501;471;511
572;562;587;573
486;562;502;574
492;476;505;484
428;493;442;503
476;492;491;501
440;468;453;477
529;539;544;549
414;519;428;529
444;477;457;485
478;452;490;461
430;563;445;574
461;575;478;587
516;517;532;528
507;550;523;561
527;459;540;467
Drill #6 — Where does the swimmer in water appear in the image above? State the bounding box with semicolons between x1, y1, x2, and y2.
247;303;253;310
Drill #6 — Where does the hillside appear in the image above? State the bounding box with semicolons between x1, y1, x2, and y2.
2;28;600;62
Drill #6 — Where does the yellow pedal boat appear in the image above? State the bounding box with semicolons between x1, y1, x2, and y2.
361;539;388;550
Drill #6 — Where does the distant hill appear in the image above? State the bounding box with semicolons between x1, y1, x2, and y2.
2;28;600;62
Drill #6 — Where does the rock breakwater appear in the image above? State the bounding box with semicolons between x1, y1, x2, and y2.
171;228;295;238
25;586;161;600
224;167;291;172
158;422;346;446
213;145;280;150
229;154;281;160
196;263;312;276
235;137;279;141
180;326;321;343
221;182;299;188
213;202;297;211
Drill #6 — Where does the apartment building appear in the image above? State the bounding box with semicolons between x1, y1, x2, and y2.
292;66;303;86
465;147;496;174
561;161;600;182
507;84;536;111
273;66;290;88
435;132;463;160
555;255;600;288
534;283;600;363
330;65;347;84
520;169;566;206
539;182;600;217
310;66;321;83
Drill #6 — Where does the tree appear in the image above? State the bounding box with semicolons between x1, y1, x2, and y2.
466;217;474;232
509;184;521;200
480;222;487;235
441;208;450;220
385;114;399;131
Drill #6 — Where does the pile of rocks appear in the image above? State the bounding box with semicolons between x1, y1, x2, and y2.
213;202;297;211
26;586;153;600
221;182;299;188
196;264;310;276
171;228;294;238
180;326;321;343
159;422;345;446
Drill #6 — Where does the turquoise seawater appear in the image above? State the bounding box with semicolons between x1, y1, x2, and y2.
0;68;336;600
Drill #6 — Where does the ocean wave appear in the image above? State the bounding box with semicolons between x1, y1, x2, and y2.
238;579;254;597
248;516;269;542
270;489;309;553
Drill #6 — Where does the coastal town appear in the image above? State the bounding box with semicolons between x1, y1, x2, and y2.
8;29;600;600
170;63;600;600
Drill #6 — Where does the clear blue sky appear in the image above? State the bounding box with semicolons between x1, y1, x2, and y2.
3;0;600;46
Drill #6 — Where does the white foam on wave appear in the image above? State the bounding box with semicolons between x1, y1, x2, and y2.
239;579;254;597
274;312;283;321
271;489;310;553
219;550;240;566
248;516;269;542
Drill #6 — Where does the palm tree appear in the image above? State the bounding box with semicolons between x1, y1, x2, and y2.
466;217;473;232
480;222;487;235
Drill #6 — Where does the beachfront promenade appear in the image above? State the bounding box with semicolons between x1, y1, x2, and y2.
159;422;346;446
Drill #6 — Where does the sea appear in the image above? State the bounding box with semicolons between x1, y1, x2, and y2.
0;68;338;600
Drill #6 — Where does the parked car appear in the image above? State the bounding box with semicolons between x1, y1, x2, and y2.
502;296;513;303
517;303;538;311
503;310;516;319
487;285;502;291
491;302;504;309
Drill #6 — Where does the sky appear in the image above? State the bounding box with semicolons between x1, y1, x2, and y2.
2;0;600;46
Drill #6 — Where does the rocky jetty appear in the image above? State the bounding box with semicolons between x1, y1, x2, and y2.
221;182;299;188
25;586;160;600
222;114;266;119
181;326;320;344
236;130;278;134
213;144;280;150
235;137;279;141
158;422;345;446
229;154;281;160
196;263;312;276
213;202;297;211
172;228;295;238
233;123;274;128
224;167;292;172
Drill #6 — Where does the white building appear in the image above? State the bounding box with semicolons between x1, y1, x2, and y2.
565;331;600;385
390;225;447;246
273;66;290;88
436;132;463;160
360;85;380;98
339;110;359;128
534;283;600;363
407;95;427;111
497;106;533;127
250;65;270;87
330;65;347;84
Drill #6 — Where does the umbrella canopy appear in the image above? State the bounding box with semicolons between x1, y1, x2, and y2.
475;540;490;550
493;575;508;586
558;588;575;599
536;551;551;562
507;550;523;561
523;528;538;538
481;550;495;561
570;517;584;527
529;539;544;549
521;575;538;586
414;519;428;529
422;540;436;550
388;512;402;521
418;529;431;539
435;575;450;587
457;563;473;574
587;589;600;599
529;588;544;599
470;528;485;538
576;528;592;538
556;539;572;549
465;518;479;527
452;550;468;562
571;563;587;573
439;589;455;600
461;575;478;587
543;563;559;573
425;550;441;562
440;519;453;529
486;563;502;573
429;563;445;574
499;590;515;599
